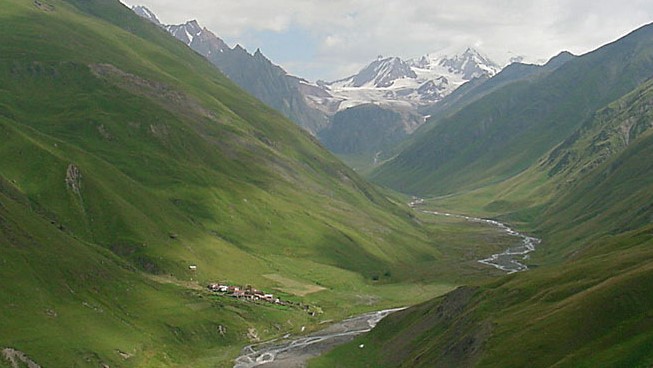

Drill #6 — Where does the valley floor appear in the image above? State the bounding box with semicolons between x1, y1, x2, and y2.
225;202;543;367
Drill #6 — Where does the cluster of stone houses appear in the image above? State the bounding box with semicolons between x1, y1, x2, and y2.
207;283;284;305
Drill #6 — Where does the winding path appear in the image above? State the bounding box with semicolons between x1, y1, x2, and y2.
233;308;404;368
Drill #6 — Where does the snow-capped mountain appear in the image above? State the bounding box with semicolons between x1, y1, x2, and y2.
413;48;500;80
336;56;417;88
309;48;502;112
165;20;203;46
133;6;230;53
141;15;232;56
132;5;162;26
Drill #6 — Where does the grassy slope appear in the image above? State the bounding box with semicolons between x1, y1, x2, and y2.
0;0;434;288
312;29;653;368
535;80;653;260
371;22;653;196
313;135;653;367
313;225;653;368
425;77;653;263
0;186;320;368
0;0;512;366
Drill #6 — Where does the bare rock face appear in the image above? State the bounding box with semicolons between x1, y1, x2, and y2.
65;164;82;195
2;348;42;368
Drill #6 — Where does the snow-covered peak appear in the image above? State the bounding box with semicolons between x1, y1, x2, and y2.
440;48;501;79
133;6;231;56
132;6;204;47
509;55;525;64
410;47;501;80
131;5;162;26
330;56;417;89
165;20;203;46
308;47;504;113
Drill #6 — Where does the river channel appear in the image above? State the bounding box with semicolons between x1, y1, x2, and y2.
410;198;541;273
233;201;540;366
233;308;405;368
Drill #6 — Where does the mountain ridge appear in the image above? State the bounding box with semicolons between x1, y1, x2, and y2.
132;6;329;134
308;47;502;113
371;22;653;195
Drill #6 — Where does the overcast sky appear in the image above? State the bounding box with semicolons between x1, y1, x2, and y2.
119;0;653;81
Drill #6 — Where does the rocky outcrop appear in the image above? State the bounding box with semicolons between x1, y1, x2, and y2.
65;164;82;195
2;348;42;368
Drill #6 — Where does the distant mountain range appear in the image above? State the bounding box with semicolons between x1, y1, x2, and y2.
371;21;653;196
132;5;507;170
311;48;502;169
133;5;503;123
308;48;502;113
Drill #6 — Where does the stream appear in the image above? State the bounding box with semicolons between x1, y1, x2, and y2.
410;198;541;273
233;308;405;368
233;201;539;366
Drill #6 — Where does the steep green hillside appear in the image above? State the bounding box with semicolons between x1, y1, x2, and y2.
313;225;653;368
0;0;440;284
0;0;504;366
535;80;653;260
372;23;653;195
0;186;317;367
427;77;653;263
420;51;576;129
313;33;653;368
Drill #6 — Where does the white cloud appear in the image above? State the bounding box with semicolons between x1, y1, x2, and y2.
120;0;653;80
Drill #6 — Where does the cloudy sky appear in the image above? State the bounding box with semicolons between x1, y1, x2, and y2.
119;0;653;81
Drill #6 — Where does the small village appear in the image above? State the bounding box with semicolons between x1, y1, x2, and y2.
207;283;287;306
207;283;323;316
206;281;326;319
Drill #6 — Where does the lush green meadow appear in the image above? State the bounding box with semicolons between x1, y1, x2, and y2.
0;0;516;366
312;21;653;368
5;1;652;367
